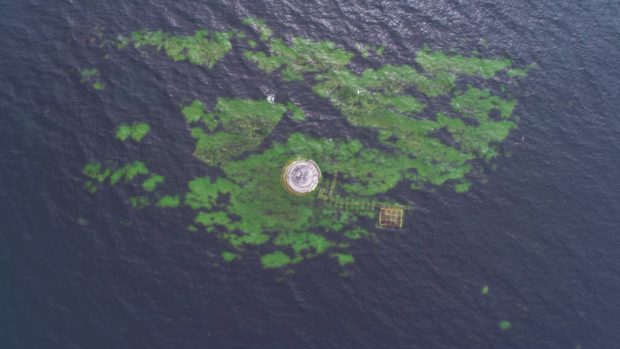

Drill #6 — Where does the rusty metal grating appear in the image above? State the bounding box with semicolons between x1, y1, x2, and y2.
378;207;404;228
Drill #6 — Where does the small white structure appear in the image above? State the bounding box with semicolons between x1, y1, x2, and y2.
281;159;321;195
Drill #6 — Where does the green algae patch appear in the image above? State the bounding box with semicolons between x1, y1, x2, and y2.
82;161;149;193
507;64;534;78
507;68;527;78
83;162;111;183
115;35;130;49
344;228;371;240
355;43;371;58
178;129;383;261
243;19;353;81
415;49;511;79
185;98;287;165
83;19;529;270
97;161;149;186
498;320;512;331
481;285;489;295
242;17;273;41
142;174;164;192
129;196;150;209
116;122;151;142
451;87;516;122
130;29;233;68
274;232;333;259
115;125;132;141
312;66;476;190
310;63;521;190
195;211;234;233
222;251;240;262
332;253;354;266
84;181;98;194
131;123;151;141
157;195;180;208
92;81;105;90
261;251;292;268
123;161;149;182
455;181;471;193
80;68;99;82
80;68;105;90
287;102;306;121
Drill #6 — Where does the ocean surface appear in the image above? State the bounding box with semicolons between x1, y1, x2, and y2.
2;1;620;348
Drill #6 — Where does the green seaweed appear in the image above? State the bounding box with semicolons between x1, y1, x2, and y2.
344;228;371;240
286;102;306;121
83;162;111;183
142;174;164;191
242;17;273;41
332;253;354;266
129;196;150;209
131;123;150;141
124;161;149;182
80;68;99;82
498;320;511;330
243;20;353;81
115;125;132;141
116;122;151;142
157;195;180;208
115;35;130;49
186;98;287;165
92;81;105;91
355;43;370;58
84;19;528;269
131;29;233;68
415;49;512;79
84;181;98;194
481;285;489;295
222;251;240;262
104;161;149;185
507;68;527;78
261;251;292;268
507;64;534;78
81;68;105;90
455;182;471;193
274;232;333;260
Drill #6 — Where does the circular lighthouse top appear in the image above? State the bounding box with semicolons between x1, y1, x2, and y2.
281;159;321;195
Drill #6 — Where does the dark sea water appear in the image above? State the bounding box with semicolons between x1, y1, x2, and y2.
2;1;620;348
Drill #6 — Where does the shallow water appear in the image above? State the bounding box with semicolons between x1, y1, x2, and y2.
2;1;620;348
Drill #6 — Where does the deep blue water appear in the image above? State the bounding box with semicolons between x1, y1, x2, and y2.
2;1;620;348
